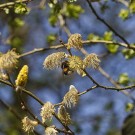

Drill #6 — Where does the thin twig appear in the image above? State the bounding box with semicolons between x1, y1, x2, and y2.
0;78;74;134
0;98;40;135
21;88;44;105
80;47;135;101
18;92;47;127
78;85;98;96
18;39;135;59
19;45;64;57
86;0;130;48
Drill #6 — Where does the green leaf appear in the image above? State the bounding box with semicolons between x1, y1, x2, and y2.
125;103;134;112
65;4;84;18
49;15;58;26
106;44;119;53
14;3;29;15
103;31;113;41
119;9;129;20
87;33;100;40
122;49;135;59
118;73;129;85
4;8;9;14
10;37;23;48
14;18;25;27
129;2;135;13
46;34;57;44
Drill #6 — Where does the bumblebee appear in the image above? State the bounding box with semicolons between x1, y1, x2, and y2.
61;61;73;75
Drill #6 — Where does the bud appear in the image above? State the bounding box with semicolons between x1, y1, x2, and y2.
22;116;38;133
67;33;82;49
40;102;55;123
83;53;100;69
43;52;67;70
15;65;28;87
63;85;79;108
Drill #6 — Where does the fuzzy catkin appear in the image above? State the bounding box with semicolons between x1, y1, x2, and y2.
83;53;100;69
43;52;67;70
15;65;28;87
63;85;79;108
40;102;55;123
0;49;19;71
22;116;38;133
58;105;72;125
45;126;58;135
67;33;82;49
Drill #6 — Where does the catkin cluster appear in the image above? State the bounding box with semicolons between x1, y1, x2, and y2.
21;33;101;135
43;51;100;77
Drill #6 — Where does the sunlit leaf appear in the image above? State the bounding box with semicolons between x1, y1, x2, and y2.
119;9;129;20
118;73;129;85
125;103;134;112
122;49;135;59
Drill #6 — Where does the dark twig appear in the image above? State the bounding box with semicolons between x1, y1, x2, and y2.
18;92;47;127
0;98;40;135
86;0;130;48
59;39;72;56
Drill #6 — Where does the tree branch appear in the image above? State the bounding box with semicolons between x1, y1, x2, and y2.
86;0;131;48
0;98;40;135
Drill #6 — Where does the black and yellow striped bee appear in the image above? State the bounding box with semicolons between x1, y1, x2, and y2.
61;61;73;75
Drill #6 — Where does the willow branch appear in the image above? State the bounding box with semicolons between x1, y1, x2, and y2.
18;39;135;59
80;48;135;101
86;0;130;47
21;88;44;105
0;98;21;120
78;85;98;96
19;45;64;57
18;92;49;127
0;78;74;134
98;67;135;101
82;40;135;50
0;98;40;135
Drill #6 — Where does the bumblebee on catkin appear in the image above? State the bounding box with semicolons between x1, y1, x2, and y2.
15;65;28;87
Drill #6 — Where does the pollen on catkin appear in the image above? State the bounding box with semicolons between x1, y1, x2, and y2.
15;65;28;87
68;55;85;76
83;53;100;69
68;56;83;70
0;49;19;71
22;116;38;133
63;85;79;108
40;102;55;123
58;105;72;125
43;52;68;70
67;33;82;49
45;126;58;135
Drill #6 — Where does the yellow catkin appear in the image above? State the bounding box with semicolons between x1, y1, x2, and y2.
15;65;28;87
